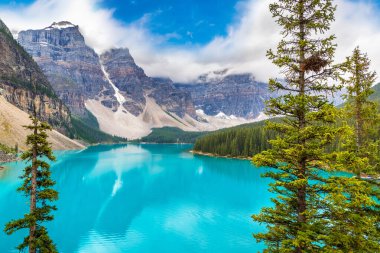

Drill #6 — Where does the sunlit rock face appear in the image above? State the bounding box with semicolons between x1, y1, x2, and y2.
18;21;115;116
0;19;71;132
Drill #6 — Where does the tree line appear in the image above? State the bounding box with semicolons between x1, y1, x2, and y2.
193;120;277;157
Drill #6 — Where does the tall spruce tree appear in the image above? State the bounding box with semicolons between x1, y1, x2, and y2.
4;116;58;253
320;47;380;252
4;83;58;252
251;0;343;252
338;47;380;177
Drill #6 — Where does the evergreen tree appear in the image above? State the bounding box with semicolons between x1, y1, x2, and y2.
4;115;58;253
321;176;380;252
338;47;380;177
251;0;343;251
321;47;380;252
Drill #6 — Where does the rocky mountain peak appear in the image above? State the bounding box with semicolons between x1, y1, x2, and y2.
101;48;143;73
197;69;230;83
18;22;114;116
19;21;85;49
45;21;78;30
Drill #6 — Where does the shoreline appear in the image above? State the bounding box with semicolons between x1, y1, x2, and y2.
0;152;19;164
131;141;194;145
190;150;251;161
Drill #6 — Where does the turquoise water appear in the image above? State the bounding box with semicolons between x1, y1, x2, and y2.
0;144;272;252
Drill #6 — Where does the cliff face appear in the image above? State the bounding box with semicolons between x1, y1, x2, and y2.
100;48;147;116
150;77;196;118
0;19;71;132
0;95;84;151
18;21;114;116
100;48;195;117
0;84;70;129
175;72;271;119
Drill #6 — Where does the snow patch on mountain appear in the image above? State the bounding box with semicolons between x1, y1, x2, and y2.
100;61;126;107
45;21;77;30
215;112;238;120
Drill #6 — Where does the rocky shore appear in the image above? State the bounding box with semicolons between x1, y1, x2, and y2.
0;151;18;164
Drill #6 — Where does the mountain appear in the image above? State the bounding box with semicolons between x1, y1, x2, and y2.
88;49;264;139
0;95;84;151
17;21;274;139
99;48;196;118
175;70;270;119
0;19;72;133
18;21;115;116
0;19;83;149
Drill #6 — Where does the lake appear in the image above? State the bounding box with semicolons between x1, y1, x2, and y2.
0;144;272;252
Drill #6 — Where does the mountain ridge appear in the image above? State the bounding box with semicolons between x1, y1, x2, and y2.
17;21;275;139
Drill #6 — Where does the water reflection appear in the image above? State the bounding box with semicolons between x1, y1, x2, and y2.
196;155;270;183
0;144;271;253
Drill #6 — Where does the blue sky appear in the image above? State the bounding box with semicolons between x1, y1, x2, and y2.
0;0;380;82
100;0;241;45
2;0;244;46
2;0;380;46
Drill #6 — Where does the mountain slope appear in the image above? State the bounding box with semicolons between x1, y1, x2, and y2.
193;119;280;158
0;19;72;133
138;127;207;144
0;96;84;150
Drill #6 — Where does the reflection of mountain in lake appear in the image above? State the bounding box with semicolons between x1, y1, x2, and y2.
0;144;272;253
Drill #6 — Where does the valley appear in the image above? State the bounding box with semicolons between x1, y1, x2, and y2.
15;21;272;141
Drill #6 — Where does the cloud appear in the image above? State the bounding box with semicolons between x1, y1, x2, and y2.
0;0;380;83
333;0;380;70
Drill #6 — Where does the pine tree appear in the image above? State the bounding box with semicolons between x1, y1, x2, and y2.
338;47;380;177
251;0;343;252
320;47;380;252
4;113;58;252
321;176;380;252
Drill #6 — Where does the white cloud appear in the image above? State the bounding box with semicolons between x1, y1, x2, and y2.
0;0;380;83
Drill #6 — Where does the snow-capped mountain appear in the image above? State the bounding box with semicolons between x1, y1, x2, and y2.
17;21;274;139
